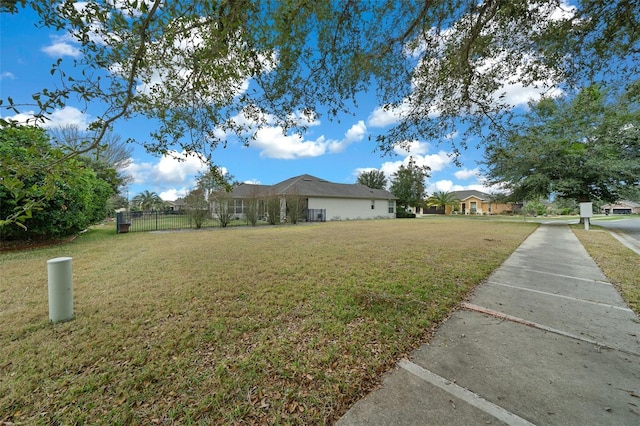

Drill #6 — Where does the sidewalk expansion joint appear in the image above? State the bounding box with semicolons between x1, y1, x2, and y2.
486;281;634;313
398;360;535;426
460;303;640;358
497;265;612;286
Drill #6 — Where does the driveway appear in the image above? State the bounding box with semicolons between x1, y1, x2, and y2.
591;216;640;253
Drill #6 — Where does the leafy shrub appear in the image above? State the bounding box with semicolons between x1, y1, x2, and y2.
0;126;114;240
396;211;416;218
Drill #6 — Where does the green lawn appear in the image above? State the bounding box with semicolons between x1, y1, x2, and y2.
0;218;548;423
573;226;640;313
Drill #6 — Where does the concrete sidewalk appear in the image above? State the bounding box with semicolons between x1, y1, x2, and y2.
337;225;640;425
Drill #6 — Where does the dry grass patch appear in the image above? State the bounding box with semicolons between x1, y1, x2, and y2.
572;227;640;314
1;218;535;424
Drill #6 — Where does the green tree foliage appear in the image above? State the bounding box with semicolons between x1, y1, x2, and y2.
389;157;430;211
1;1;638;226
107;194;129;212
0;126;113;239
427;191;461;212
483;83;640;203
2;1;638;157
357;170;387;190
523;199;548;217
183;187;209;229
195;168;235;227
551;197;578;215
131;190;164;212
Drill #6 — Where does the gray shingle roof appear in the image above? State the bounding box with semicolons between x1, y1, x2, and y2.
232;174;396;200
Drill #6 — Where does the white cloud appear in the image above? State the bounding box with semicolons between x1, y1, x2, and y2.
454;167;480;180
124;161;154;185
367;106;399;128
344;120;366;143
367;101;412;128
417;151;452;172
1;111;40;126
159;188;189;201
42;36;82;58
154;151;209;185
47;106;91;128
378;160;404;179
427;180;462;193
252;127;329;159
393;140;429;156
487;56;565;107
247;118;366;159
2;106;90;129
289;109;321;128
124;150;210;198
378;149;453;180
426;178;503;196
0;72;15;80
400;1;575;123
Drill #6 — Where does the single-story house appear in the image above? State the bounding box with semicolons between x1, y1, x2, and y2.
601;201;640;215
165;198;185;212
447;190;515;215
229;174;397;221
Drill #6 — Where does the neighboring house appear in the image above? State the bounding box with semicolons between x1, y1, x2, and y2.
413;206;444;215
230;174;397;221
166;198;185;212
601;200;640;215
448;190;514;215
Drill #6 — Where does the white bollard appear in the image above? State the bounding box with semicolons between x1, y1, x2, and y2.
47;257;74;323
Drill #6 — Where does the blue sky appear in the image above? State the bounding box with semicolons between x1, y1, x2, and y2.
1;5;562;201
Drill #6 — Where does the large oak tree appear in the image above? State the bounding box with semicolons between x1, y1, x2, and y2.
3;1;638;153
483;83;640;203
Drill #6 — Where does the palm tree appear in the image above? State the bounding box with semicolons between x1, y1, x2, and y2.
426;191;460;214
132;190;164;212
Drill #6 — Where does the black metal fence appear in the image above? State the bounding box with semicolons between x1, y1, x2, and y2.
116;211;215;233
306;209;326;222
116;208;327;233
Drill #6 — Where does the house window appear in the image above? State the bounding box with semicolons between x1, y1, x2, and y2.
388;200;394;214
233;199;244;214
470;201;477;214
371;200;375;210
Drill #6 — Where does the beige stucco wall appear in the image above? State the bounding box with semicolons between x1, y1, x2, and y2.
446;198;513;215
308;197;396;220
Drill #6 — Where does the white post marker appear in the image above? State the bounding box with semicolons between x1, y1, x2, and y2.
47;257;74;323
580;202;593;231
